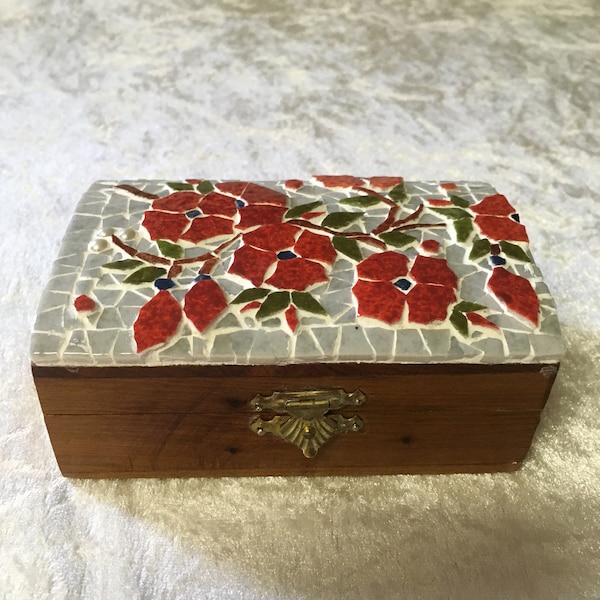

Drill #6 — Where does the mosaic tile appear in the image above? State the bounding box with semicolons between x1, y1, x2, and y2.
31;179;564;367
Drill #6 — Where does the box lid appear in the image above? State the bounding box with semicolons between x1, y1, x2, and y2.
31;177;565;367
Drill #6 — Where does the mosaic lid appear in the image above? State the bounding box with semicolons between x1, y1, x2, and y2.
31;177;564;367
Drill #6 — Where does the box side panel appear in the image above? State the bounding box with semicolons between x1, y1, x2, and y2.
34;366;557;477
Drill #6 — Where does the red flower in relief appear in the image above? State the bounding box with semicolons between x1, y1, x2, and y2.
353;252;458;325
142;183;292;243
228;223;335;290
470;193;529;242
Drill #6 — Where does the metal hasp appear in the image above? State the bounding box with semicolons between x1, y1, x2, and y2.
249;388;366;458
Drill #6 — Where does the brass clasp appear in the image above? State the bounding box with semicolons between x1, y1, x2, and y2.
250;388;366;458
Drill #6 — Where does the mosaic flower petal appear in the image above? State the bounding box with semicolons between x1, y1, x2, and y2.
74;294;95;312
488;267;539;325
181;215;234;243
466;312;500;330
214;181;248;196
229;245;276;286
242;223;301;252
352;280;405;324
237;204;287;229
142;211;189;241
152;191;202;213
421;239;440;253
406;283;456;324
134;290;182;352
294;230;337;265
470;194;516;216
440;182;457;191
474;215;529;242
266;258;328;291
184;279;228;333
410;255;458;289
365;176;404;190
284;179;304;190
285;305;299;332
427;199;453;207
313;175;365;189
199;192;238;217
357;251;410;281
240;183;288;206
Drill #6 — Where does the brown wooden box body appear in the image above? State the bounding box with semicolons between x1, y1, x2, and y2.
33;362;558;478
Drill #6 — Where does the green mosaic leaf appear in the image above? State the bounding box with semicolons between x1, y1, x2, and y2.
450;309;469;337
256;291;291;320
469;238;491;261
332;236;362;261
196;180;214;194
454;217;474;243
450;195;470;208
430;207;471;220
454;301;488;313
379;231;417;249
389;183;407;203
285;201;323;219
321;211;364;230
499;240;531;263
339;195;381;208
157;239;184;259
291;291;327;316
231;287;270;304
103;259;144;271
123;266;167;284
167;182;195;191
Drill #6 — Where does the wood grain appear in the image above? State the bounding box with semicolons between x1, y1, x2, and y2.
32;362;559;478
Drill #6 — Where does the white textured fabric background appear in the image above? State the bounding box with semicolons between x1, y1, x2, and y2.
1;1;599;598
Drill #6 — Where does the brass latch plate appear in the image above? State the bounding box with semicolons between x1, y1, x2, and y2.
250;388;366;458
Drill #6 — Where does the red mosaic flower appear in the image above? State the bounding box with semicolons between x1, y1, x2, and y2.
152;191;202;213
365;176;404;190
294;230;337;265
184;279;228;332
357;251;409;281
352;280;406;324
198;192;238;217
242;223;300;252
134;290;182;352
406;283;456;324
142;211;189;241
181;215;234;243
313;175;365;189
266;258;328;291
229;245;276;287
74;294;96;312
237;204;287;230
488;267;539;325
410;255;458;289
471;193;529;242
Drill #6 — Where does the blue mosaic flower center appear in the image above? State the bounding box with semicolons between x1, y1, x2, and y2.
186;209;202;218
155;278;176;290
277;250;297;260
394;278;412;291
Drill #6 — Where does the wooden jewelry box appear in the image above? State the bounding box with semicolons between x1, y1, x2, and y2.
31;177;564;477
